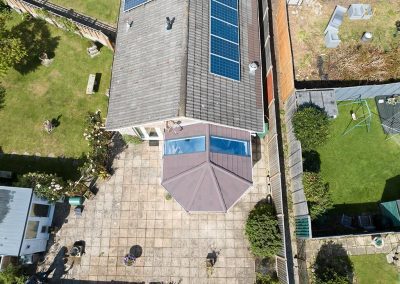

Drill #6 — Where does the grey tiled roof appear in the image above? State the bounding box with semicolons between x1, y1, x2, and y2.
185;0;264;132
106;0;188;130
106;0;264;132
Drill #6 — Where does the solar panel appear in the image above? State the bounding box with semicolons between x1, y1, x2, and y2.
211;18;238;43
210;55;240;81
211;36;239;61
210;0;240;81
124;0;151;12
214;0;238;9
210;0;238;25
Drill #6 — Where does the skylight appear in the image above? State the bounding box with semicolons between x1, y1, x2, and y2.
210;136;250;156
164;136;206;155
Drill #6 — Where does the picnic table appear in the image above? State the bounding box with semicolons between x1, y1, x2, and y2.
86;74;96;95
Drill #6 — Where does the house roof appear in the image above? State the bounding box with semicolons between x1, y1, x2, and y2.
0;186;33;256
162;123;253;212
106;0;264;132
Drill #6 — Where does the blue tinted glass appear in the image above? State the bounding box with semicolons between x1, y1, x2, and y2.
210;55;240;81
211;0;238;25
210;136;250;156
211;36;239;61
124;0;148;11
211;18;238;43
215;0;238;9
164;136;206;155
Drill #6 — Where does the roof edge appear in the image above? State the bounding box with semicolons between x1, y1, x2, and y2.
178;0;190;117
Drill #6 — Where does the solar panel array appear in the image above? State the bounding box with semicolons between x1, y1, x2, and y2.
124;0;151;12
210;0;240;81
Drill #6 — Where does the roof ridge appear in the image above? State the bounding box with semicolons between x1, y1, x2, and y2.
187;163;209;211
209;164;228;212
161;161;207;186
210;161;253;184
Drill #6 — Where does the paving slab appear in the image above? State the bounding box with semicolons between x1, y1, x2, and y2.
42;138;270;283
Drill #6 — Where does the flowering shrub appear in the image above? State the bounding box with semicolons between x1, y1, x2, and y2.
123;254;136;266
81;111;112;180
15;172;66;203
65;180;89;197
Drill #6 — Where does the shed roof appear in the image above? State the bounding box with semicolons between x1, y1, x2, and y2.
162;123;253;212
0;186;33;256
106;0;264;132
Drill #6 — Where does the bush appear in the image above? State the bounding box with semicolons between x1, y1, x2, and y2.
292;106;330;151
256;273;279;284
15;172;65;202
122;134;143;145
0;265;27;284
81;111;113;180
303;172;333;220
245;202;282;258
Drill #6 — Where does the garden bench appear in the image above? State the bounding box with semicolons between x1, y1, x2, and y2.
86;74;96;95
0;171;12;179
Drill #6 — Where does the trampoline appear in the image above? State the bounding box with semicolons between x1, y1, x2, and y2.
375;95;400;140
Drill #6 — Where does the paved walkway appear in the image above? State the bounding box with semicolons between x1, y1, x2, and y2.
302;233;400;268
47;138;269;283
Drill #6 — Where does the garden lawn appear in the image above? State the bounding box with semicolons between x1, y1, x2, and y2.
351;254;399;284
0;13;112;159
317;100;400;213
50;0;120;25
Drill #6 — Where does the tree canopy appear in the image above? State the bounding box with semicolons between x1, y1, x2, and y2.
0;4;27;76
303;172;333;220
292;105;330;151
245;202;282;258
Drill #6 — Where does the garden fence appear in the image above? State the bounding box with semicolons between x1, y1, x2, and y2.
267;97;291;284
333;82;400;101
284;93;310;221
5;0;116;50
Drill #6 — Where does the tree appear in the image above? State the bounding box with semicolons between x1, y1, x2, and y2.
292;105;330;151
303;172;333;220
313;242;353;284
0;5;27;76
245;202;282;258
0;265;27;284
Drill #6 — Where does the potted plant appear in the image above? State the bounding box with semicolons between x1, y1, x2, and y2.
123;254;136;266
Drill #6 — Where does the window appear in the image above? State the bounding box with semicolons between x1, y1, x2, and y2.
164;136;206;155
41;226;48;234
145;127;158;137
25;221;39;239
134;127;145;139
30;204;50;217
210;136;250;156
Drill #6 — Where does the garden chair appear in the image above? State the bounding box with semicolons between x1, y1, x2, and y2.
358;215;376;230
341;214;355;229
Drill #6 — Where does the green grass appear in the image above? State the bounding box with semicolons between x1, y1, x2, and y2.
0;13;112;159
351;254;400;284
50;0;120;25
317;100;400;213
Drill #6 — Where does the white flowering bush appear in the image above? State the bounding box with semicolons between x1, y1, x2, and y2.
80;111;112;180
15;172;66;202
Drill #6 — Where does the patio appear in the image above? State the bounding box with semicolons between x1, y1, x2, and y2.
42;137;270;283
